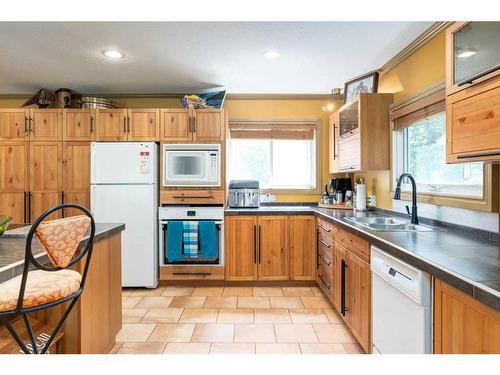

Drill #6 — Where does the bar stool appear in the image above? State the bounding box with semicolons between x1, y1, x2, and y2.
0;204;95;354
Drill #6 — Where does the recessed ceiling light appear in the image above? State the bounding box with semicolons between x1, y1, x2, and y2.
457;48;476;58
264;50;280;59
103;50;125;59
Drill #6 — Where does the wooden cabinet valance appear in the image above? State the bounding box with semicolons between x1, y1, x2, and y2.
229;122;316;140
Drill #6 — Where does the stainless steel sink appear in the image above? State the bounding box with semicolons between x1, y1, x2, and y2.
344;216;439;232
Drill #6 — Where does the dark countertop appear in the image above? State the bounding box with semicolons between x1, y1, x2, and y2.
226;206;500;311
0;223;125;283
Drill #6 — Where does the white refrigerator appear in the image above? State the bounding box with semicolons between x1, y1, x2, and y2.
91;142;159;288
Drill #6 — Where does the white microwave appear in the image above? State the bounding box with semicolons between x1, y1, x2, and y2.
163;144;221;187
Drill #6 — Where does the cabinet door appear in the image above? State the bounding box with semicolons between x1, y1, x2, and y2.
160;109;191;141
289;215;316;281
29;142;62;222
62;142;90;217
328;112;340;173
62;191;90;218
128;109;159;141
192;110;224;141
257;216;289;281
0;109;29;141
95;109;128;141
225;216;257;281
0;142;29;223
29;109;62;141
344;250;371;353
63;109;95;141
434;279;500;354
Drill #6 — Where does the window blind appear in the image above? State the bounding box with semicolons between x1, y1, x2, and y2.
228;122;316;140
390;89;445;130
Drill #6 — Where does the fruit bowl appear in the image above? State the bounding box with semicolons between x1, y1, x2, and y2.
0;216;12;236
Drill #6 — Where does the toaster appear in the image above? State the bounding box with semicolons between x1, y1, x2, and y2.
228;180;260;208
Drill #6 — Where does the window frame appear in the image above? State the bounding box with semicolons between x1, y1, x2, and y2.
227;119;322;195
390;83;498;212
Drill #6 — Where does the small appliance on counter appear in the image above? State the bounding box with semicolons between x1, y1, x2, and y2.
318;177;354;210
228;180;260;208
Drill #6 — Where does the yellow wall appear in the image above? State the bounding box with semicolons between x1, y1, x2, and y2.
353;32;446;209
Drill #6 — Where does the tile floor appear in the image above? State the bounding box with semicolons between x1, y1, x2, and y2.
113;286;365;354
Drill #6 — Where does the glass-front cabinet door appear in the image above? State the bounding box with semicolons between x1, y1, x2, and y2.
448;22;500;93
338;99;359;138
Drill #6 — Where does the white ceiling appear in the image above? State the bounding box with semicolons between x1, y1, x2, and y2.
0;22;433;95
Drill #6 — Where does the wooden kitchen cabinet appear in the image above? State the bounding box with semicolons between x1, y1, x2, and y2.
0;109;29;141
192;109;225;141
95;109;128;141
62;142;90;217
257;216;289;281
160;108;225;142
225;216;258;281
328;112;340;173
289;215;316;281
63;109;95;141
0;142;29;223
160;109;191;141
29;109;63;141
434;279;500;354
127;108;159;141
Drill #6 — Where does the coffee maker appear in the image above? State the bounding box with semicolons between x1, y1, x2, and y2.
330;177;353;204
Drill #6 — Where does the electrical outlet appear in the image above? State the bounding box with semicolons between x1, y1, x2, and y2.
368;195;377;207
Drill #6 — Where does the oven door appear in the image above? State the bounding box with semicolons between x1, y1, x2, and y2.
160;220;223;265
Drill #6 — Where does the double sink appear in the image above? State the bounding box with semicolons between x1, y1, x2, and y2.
344;216;439;232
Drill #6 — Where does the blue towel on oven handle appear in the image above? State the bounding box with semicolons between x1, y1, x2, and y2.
199;221;217;259
166;221;183;262
183;221;199;258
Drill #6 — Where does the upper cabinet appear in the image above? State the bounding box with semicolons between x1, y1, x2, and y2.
161;108;225;142
0;109;29;141
446;22;500;163
128;109;159;141
333;93;393;173
95;109;128;141
29;109;63;141
63;109;95;141
95;109;160;142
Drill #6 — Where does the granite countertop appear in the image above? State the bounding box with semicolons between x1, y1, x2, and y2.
0;223;125;283
226;205;500;311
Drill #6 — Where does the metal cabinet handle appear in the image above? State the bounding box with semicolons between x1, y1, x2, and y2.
319;254;332;266
253;225;257;264
338;167;356;171
318;274;331;290
333;124;338;159
457;150;500;159
192;115;196;133
29;117;33;133
341;259;348;316
127;116;131;133
258;224;261;264
318;238;331;248
172;195;214;199
90;116;94;133
23;192;28;223
24;116;29;134
123;117;127;133
319;224;331;233
316;229;320;269
27;192;32;223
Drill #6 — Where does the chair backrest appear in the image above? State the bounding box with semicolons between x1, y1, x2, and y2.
16;204;96;311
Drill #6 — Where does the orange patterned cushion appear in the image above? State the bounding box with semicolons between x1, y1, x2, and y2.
34;215;91;268
0;270;82;312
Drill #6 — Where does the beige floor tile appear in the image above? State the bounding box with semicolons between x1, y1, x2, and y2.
109;343;122;354
234;324;275;343
116;323;156;342
323;308;343;324
217;308;254;323
141;308;184;323
301;296;332;309
238;296;270;308
136;296;174;309
313;324;358;343
162;287;195;297
342;343;366;354
253;287;283;296
148;323;195;342
169;296;206;308
223;287;254;297
123;308;149;323
282;287;314;297
164;343;211;354
270;296;304;309
310;287;324;297
254;308;291;324
289;309;329;324
274;324;318;343
192;287;224;296
179;308;218;323
130;287;165;297
210;343;255;354
117;342;166;354
300;343;346;354
256;343;301;354
122;296;142;308
122;289;133;298
203;296;237;308
191;323;235;343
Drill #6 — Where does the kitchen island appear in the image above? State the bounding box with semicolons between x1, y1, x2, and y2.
0;223;125;354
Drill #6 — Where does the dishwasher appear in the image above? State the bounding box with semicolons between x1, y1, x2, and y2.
371;246;432;354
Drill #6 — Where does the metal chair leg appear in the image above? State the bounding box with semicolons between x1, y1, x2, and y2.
22;314;38;354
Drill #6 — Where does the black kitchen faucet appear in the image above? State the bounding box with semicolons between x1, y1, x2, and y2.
393;173;419;225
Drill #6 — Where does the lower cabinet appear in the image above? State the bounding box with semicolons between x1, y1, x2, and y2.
225;215;314;281
434;279;500;354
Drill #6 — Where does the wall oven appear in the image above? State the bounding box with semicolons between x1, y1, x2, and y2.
159;206;224;266
163;144;220;187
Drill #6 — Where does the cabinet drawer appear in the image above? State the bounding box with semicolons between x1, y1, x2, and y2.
318;241;333;263
160;265;225;280
317;259;333;295
449;82;500;157
160;189;224;204
317;219;333;246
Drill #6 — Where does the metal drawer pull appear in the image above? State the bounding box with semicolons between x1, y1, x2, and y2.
318;238;331;248
172;272;211;276
319;254;332;266
456;150;500;159
319;224;331;233
318;275;331;290
173;195;214;199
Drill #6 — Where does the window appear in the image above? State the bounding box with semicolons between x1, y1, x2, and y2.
227;121;318;191
393;110;484;198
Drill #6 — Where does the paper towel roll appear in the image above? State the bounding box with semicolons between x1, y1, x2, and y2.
356;183;366;211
